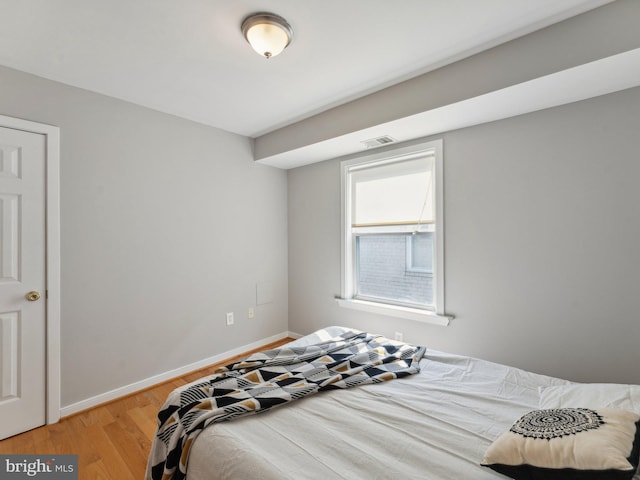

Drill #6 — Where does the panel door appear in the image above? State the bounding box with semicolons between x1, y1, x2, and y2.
0;126;46;440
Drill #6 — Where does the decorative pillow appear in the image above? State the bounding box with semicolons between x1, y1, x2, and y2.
481;408;640;480
539;384;640;414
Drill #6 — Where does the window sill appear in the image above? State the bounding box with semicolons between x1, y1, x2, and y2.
335;298;452;326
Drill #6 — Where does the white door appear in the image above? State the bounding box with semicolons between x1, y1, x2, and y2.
0;126;47;440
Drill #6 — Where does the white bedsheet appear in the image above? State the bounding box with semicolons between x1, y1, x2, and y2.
181;327;622;479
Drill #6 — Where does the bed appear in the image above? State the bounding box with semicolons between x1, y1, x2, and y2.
148;326;640;480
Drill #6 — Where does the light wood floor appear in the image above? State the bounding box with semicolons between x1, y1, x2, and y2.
0;337;293;479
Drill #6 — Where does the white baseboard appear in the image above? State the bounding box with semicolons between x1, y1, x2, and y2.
59;330;297;418
288;330;303;339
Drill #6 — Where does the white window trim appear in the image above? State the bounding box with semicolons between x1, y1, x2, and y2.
338;139;452;326
335;298;451;326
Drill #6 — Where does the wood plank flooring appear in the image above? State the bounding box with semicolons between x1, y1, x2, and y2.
0;337;293;479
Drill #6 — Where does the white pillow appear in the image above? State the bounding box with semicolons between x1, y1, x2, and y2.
482;407;640;480
539;383;640;414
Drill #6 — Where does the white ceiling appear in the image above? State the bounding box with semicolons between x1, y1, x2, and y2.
0;0;612;138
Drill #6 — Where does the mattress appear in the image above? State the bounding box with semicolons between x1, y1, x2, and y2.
180;326;637;480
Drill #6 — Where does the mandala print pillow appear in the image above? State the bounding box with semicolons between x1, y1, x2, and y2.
481;408;640;480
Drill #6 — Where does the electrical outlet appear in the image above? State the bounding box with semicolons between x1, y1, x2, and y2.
248;307;255;319
226;312;234;326
394;331;404;342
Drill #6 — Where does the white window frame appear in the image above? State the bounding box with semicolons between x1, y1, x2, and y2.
337;139;452;326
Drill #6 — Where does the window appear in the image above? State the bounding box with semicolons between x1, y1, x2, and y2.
338;140;450;325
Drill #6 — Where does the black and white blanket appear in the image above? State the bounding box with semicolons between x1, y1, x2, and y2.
145;330;426;480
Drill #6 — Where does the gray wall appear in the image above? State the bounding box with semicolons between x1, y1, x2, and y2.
288;86;640;385
0;65;288;407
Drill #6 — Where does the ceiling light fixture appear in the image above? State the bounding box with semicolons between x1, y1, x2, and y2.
241;12;293;59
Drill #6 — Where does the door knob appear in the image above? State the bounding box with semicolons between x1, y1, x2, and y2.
25;291;41;302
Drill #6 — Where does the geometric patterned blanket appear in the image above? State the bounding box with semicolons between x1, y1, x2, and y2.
145;330;426;480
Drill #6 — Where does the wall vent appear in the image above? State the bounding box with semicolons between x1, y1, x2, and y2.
361;135;396;149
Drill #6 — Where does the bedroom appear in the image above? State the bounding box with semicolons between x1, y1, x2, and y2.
0;0;639;478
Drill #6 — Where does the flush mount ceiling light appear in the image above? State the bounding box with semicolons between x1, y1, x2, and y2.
241;12;293;59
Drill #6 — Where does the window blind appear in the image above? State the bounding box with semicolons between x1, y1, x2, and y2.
351;155;434;227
